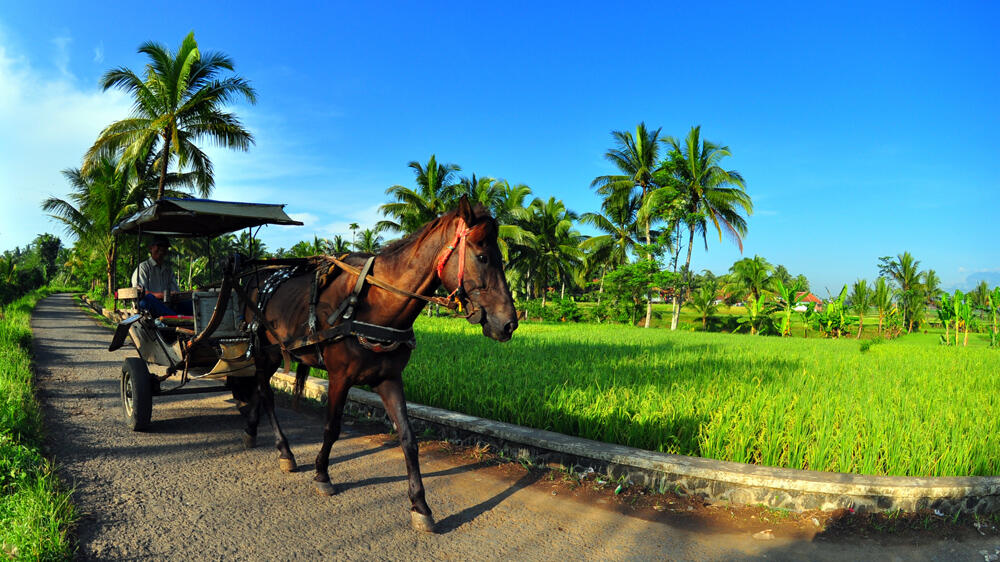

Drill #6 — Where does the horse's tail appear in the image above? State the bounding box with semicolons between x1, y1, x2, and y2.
293;362;311;409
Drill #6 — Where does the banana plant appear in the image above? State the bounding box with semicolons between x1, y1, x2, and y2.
807;286;852;338
738;293;774;335
937;292;954;345
771;278;806;337
989;288;1000;348
951;290;965;347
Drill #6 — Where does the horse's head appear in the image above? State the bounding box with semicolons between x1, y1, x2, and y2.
436;197;518;342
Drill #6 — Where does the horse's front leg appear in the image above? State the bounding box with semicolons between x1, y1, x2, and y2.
257;372;297;473
313;375;351;496
374;375;434;533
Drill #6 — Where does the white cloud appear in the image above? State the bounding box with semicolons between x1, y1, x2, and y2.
93;41;103;64
0;36;131;250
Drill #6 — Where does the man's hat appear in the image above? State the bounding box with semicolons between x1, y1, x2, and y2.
150;235;171;248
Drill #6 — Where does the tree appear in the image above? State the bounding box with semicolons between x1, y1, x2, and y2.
32;234;62;281
42;158;143;296
878;252;925;332
728;255;773;304
591;123;672;328
660;126;751;331
771;277;807;337
378;155;461;234
330;235;351;254
850;279;872;339
689;279;720;328
348;223;360;250
86;32;257;200
579;191;643;300
356;229;383;254
509;197;583;305
872;277;893;336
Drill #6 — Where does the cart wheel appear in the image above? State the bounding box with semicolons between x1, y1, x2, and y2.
121;358;153;431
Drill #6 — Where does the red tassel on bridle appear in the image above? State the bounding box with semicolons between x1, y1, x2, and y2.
434;217;471;309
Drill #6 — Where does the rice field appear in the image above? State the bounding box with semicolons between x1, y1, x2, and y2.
396;317;1000;478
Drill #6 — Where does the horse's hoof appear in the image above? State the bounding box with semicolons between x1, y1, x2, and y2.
279;458;296;473
410;511;436;533
242;433;256;449
314;480;337;496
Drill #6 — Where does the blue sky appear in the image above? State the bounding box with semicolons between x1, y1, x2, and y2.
1;1;996;293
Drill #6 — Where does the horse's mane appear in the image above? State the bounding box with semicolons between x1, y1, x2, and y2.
378;204;494;258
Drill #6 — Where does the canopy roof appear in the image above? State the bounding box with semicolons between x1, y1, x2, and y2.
112;198;303;238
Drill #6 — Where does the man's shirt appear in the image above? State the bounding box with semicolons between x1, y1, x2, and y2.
132;257;180;294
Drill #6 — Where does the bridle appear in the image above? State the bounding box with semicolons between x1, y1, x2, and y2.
434;216;484;323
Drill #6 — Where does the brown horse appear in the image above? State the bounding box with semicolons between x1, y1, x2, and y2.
235;197;518;532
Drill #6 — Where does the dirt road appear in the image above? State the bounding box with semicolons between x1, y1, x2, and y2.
32;294;998;560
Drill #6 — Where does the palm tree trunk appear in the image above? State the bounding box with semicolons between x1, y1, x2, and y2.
597;271;605;305
105;244;116;298
560;281;565;300
157;128;172;200
857;316;863;339
671;224;696;331
643;216;652;329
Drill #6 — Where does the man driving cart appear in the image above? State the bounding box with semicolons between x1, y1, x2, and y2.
132;235;192;317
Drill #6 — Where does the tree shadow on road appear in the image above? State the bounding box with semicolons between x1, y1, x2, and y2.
434;469;545;534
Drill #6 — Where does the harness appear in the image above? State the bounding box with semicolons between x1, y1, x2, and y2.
242;216;478;367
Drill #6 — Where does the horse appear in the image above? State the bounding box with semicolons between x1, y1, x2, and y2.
232;196;518;532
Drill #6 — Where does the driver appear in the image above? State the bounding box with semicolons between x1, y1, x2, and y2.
132;235;192;316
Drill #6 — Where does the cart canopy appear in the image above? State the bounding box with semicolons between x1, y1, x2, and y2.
112;198;303;238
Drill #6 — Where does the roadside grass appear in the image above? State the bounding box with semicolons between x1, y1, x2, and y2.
1;288;78;560
366;317;998;477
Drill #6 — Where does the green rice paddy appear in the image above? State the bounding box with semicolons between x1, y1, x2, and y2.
398;317;999;478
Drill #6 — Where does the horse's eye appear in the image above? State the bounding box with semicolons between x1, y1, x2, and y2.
477;254;488;264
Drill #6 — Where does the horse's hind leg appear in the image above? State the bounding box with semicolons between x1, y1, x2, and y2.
313;376;351;496
233;376;261;449
375;376;434;533
257;375;297;473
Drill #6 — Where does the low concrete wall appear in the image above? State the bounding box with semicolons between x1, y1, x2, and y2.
271;371;1000;516
78;294;1000;515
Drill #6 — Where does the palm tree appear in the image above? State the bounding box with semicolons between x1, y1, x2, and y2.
879;252;924;332
591;123;673;328
86;32;257;200
689;279;720;328
850;279;872;339
355;229;383;254
728;255;773;305
42;158;144;296
579;192;643;300
348;223;360;251
872;277;893;336
330;235;351;254
509;197;583;305
378;155;461;234
660;126;751;331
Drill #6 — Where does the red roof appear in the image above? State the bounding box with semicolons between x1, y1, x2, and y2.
796;292;823;304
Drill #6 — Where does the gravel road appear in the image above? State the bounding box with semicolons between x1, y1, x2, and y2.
32;294;999;561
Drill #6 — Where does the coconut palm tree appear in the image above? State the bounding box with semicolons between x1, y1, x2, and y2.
850;279;872;338
872;277;893;335
330;235;351;254
579;191;643;299
508;197;583;304
689;279;721;329
728;255;773;305
591;123;674;328
879;252;924;332
378;155;462;234
86;32;256;200
42;158;144;296
356;229;383;254
660;126;751;331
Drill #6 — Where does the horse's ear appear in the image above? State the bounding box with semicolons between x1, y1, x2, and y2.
457;195;474;224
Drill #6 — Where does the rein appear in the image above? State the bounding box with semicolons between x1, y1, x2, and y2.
241;216;480;360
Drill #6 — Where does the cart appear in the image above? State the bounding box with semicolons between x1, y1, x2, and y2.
107;198;302;430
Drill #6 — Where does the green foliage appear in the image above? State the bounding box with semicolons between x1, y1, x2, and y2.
0;289;76;559
554;298;583;322
806;286;853;338
603;260;677;325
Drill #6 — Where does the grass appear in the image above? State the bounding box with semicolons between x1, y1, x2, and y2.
376;316;998;478
1;288;78;560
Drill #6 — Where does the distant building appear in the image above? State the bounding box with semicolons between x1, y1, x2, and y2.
794;292;824;312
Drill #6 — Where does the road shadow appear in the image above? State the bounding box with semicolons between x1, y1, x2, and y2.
434;469;545;534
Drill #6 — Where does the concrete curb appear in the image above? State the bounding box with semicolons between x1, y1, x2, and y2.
78;294;1000;515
